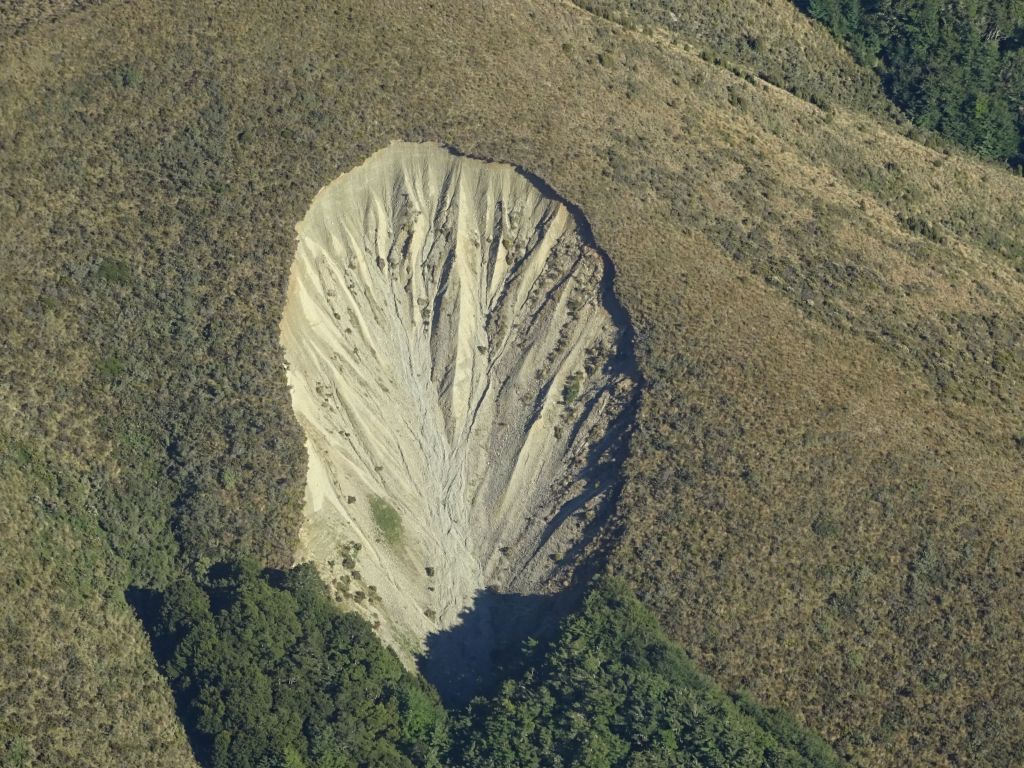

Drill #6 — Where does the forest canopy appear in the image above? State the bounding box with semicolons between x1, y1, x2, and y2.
144;564;838;768
801;0;1024;164
450;577;839;768
145;561;449;768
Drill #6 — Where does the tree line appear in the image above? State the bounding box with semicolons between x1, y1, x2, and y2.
801;0;1023;164
144;564;839;768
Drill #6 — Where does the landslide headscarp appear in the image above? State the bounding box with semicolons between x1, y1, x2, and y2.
280;142;636;659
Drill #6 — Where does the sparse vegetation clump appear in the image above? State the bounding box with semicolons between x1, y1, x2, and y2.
371;496;404;546
562;372;583;406
97;258;132;285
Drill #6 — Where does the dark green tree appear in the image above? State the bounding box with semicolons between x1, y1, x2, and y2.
150;560;449;768
449;577;840;768
800;0;1023;164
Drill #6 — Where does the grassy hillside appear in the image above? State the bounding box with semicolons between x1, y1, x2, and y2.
1;0;1023;765
0;435;196;767
572;0;895;116
0;0;105;40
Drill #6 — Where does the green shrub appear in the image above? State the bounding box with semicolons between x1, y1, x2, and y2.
96;355;124;379
562;372;583;406
97;258;132;285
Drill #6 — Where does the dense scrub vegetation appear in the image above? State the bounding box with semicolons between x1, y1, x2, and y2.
146;561;447;768
451;577;838;768
147;563;837;768
801;0;1024;164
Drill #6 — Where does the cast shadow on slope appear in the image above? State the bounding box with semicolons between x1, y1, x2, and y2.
412;146;644;709
418;588;566;709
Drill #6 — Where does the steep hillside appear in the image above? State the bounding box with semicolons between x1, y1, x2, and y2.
572;0;895;116
282;143;636;660
1;0;1023;765
798;0;1024;164
0;436;197;767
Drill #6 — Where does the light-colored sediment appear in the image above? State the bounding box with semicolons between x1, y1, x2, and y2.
280;142;634;659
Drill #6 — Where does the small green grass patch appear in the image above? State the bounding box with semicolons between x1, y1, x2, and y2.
369;496;403;546
96;355;125;379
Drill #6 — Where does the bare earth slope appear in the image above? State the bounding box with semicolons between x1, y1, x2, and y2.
281;142;635;657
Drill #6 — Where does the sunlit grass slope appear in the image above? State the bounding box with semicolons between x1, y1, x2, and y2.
1;0;1022;764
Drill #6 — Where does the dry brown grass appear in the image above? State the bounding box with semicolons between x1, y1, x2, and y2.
2;0;1023;764
0;438;197;767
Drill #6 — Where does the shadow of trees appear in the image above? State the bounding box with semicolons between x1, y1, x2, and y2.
418;588;574;708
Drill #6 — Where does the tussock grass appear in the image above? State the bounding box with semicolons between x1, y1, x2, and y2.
2;0;1023;765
